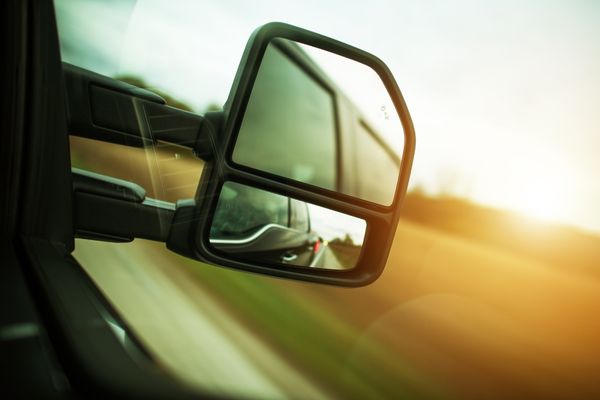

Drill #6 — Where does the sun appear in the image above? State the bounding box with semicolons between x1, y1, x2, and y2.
470;155;579;229
510;180;568;223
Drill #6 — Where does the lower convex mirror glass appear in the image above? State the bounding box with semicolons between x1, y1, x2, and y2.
209;181;366;270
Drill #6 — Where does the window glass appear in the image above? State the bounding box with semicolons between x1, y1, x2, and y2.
233;44;337;190
70;136;202;203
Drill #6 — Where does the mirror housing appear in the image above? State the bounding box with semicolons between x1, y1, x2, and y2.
167;22;415;286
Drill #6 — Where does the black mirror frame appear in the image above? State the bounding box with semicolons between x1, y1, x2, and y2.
173;22;415;286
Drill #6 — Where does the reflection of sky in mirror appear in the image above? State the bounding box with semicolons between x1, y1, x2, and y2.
307;204;366;245
55;0;600;233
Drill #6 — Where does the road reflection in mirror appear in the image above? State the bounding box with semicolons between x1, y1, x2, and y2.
209;181;366;270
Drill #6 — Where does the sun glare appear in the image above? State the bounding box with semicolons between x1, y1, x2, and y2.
512;184;565;222
472;161;576;227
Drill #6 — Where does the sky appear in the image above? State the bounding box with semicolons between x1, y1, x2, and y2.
55;0;600;233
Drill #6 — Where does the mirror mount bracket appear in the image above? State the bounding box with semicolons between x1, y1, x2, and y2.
72;169;176;243
165;199;200;260
194;111;223;161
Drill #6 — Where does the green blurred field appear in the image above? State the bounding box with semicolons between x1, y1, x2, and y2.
70;134;600;398
74;213;600;399
327;242;361;269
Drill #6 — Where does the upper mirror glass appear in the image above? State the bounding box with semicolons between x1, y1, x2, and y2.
232;38;404;206
210;181;366;270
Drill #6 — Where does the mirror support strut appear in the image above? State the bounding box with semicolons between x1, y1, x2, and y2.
63;63;214;161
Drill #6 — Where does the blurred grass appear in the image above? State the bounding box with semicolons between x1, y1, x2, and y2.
69;83;600;398
181;257;436;398
328;242;362;269
76;210;600;398
402;190;600;278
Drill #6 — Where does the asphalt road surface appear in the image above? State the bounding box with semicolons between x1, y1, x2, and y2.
74;220;600;399
74;239;328;399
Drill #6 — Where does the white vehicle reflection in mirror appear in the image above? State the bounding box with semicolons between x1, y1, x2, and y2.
232;38;404;206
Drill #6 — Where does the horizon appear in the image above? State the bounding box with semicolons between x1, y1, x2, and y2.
55;0;600;234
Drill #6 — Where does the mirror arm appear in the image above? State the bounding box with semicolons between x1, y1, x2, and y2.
63;63;213;160
162;112;223;257
72;169;175;243
165;112;224;259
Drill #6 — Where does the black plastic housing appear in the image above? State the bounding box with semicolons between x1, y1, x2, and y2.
63;63;206;150
171;22;416;287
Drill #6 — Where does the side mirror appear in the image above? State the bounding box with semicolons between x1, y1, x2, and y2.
64;22;414;287
169;22;415;286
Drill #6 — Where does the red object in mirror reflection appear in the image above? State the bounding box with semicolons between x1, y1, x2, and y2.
313;240;321;254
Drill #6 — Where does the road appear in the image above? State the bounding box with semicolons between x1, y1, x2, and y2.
74;239;328;399
311;245;344;270
74;219;600;399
